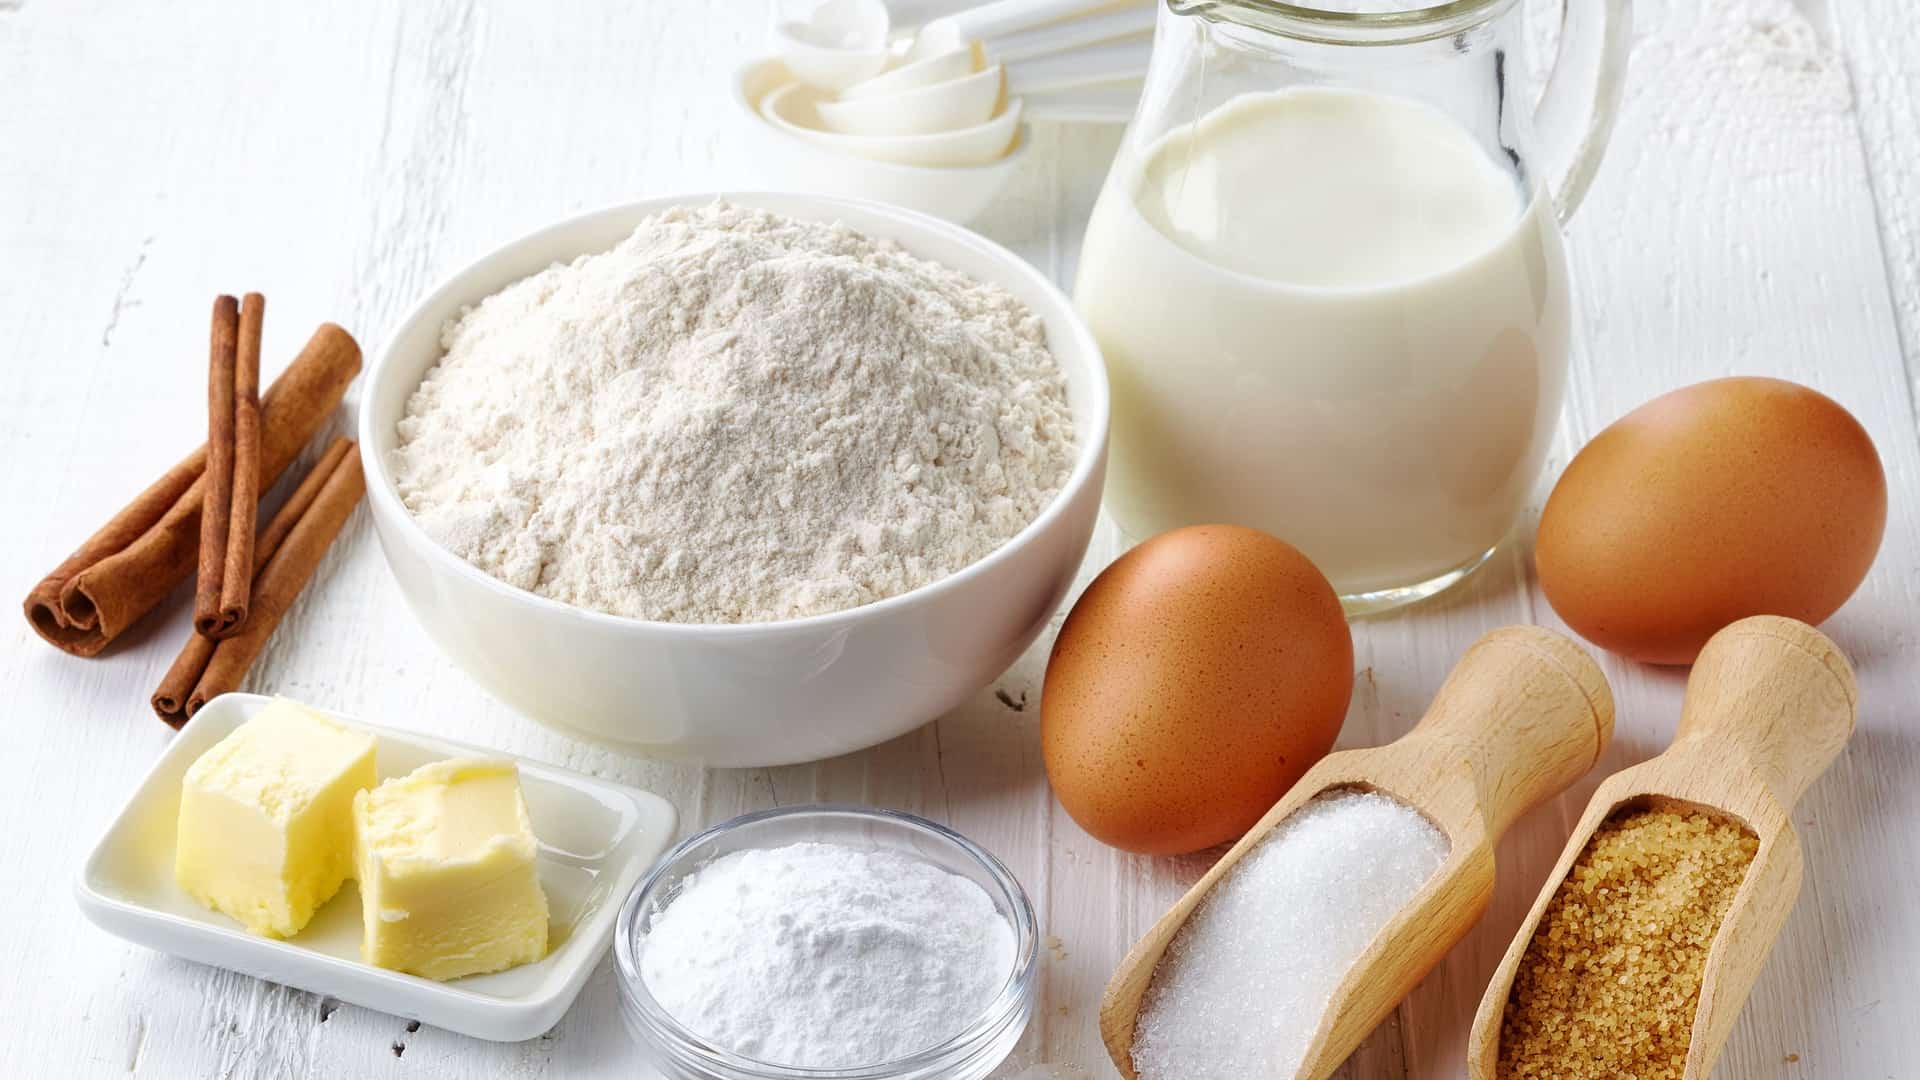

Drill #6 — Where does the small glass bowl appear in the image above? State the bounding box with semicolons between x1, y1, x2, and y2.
614;804;1039;1080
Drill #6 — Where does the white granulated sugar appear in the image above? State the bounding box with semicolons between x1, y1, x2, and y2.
390;201;1075;623
639;841;1017;1068
1131;790;1450;1080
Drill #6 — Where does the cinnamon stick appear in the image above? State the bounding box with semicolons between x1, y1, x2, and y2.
178;441;366;722
24;323;361;656
209;293;265;636
154;437;354;725
195;296;240;637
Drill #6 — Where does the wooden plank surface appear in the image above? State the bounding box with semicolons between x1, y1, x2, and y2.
2;1;1915;1077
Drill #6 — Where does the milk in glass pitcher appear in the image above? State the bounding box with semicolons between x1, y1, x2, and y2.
1076;0;1631;612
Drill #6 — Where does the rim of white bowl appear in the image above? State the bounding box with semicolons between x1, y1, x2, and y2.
359;190;1110;639
733;59;1031;175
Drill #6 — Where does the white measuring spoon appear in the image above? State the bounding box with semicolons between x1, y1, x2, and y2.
1007;38;1151;94
839;47;978;101
974;3;1154;63
816;65;1005;137
831;33;1145;133
912;0;1151;60
774;0;893;91
763;82;1024;167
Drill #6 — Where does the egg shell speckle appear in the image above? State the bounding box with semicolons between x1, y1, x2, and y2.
1537;377;1886;665
1040;525;1354;856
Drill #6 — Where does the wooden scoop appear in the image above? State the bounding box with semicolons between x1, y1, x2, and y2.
1099;626;1615;1080
1466;615;1858;1080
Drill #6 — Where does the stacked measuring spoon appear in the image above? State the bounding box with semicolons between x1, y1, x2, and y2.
762;0;1150;166
739;0;1152;221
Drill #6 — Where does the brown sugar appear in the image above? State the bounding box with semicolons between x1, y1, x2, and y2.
1497;805;1759;1079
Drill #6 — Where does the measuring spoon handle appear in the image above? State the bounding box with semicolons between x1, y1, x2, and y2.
1674;615;1858;809
1404;626;1616;840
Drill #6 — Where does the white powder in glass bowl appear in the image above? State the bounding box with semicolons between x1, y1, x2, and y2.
639;841;1017;1068
390;201;1076;624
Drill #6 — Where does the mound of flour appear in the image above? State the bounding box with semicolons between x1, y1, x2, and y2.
391;201;1075;624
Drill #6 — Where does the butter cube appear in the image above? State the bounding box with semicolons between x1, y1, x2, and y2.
353;759;549;981
175;699;377;938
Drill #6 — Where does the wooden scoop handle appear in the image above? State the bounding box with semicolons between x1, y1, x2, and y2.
1399;626;1616;840
1673;615;1857;809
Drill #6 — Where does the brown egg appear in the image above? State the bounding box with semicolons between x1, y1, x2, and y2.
1537;377;1885;665
1040;524;1353;855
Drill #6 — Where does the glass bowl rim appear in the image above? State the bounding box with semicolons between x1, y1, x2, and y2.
614;803;1040;1078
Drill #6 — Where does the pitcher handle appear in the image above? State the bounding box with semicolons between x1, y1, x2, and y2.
1535;0;1633;225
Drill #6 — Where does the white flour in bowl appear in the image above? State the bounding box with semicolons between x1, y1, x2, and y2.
390;201;1076;624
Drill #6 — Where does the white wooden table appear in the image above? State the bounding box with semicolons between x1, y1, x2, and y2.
5;2;1916;1077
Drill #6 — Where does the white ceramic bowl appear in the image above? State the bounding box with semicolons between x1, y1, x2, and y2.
732;60;1029;225
360;192;1108;768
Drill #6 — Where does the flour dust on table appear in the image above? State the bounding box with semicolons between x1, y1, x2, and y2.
391;200;1077;624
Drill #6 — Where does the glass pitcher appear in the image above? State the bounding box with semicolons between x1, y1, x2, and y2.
1076;0;1631;613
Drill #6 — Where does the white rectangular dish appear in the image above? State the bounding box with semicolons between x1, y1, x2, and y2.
74;693;678;1041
